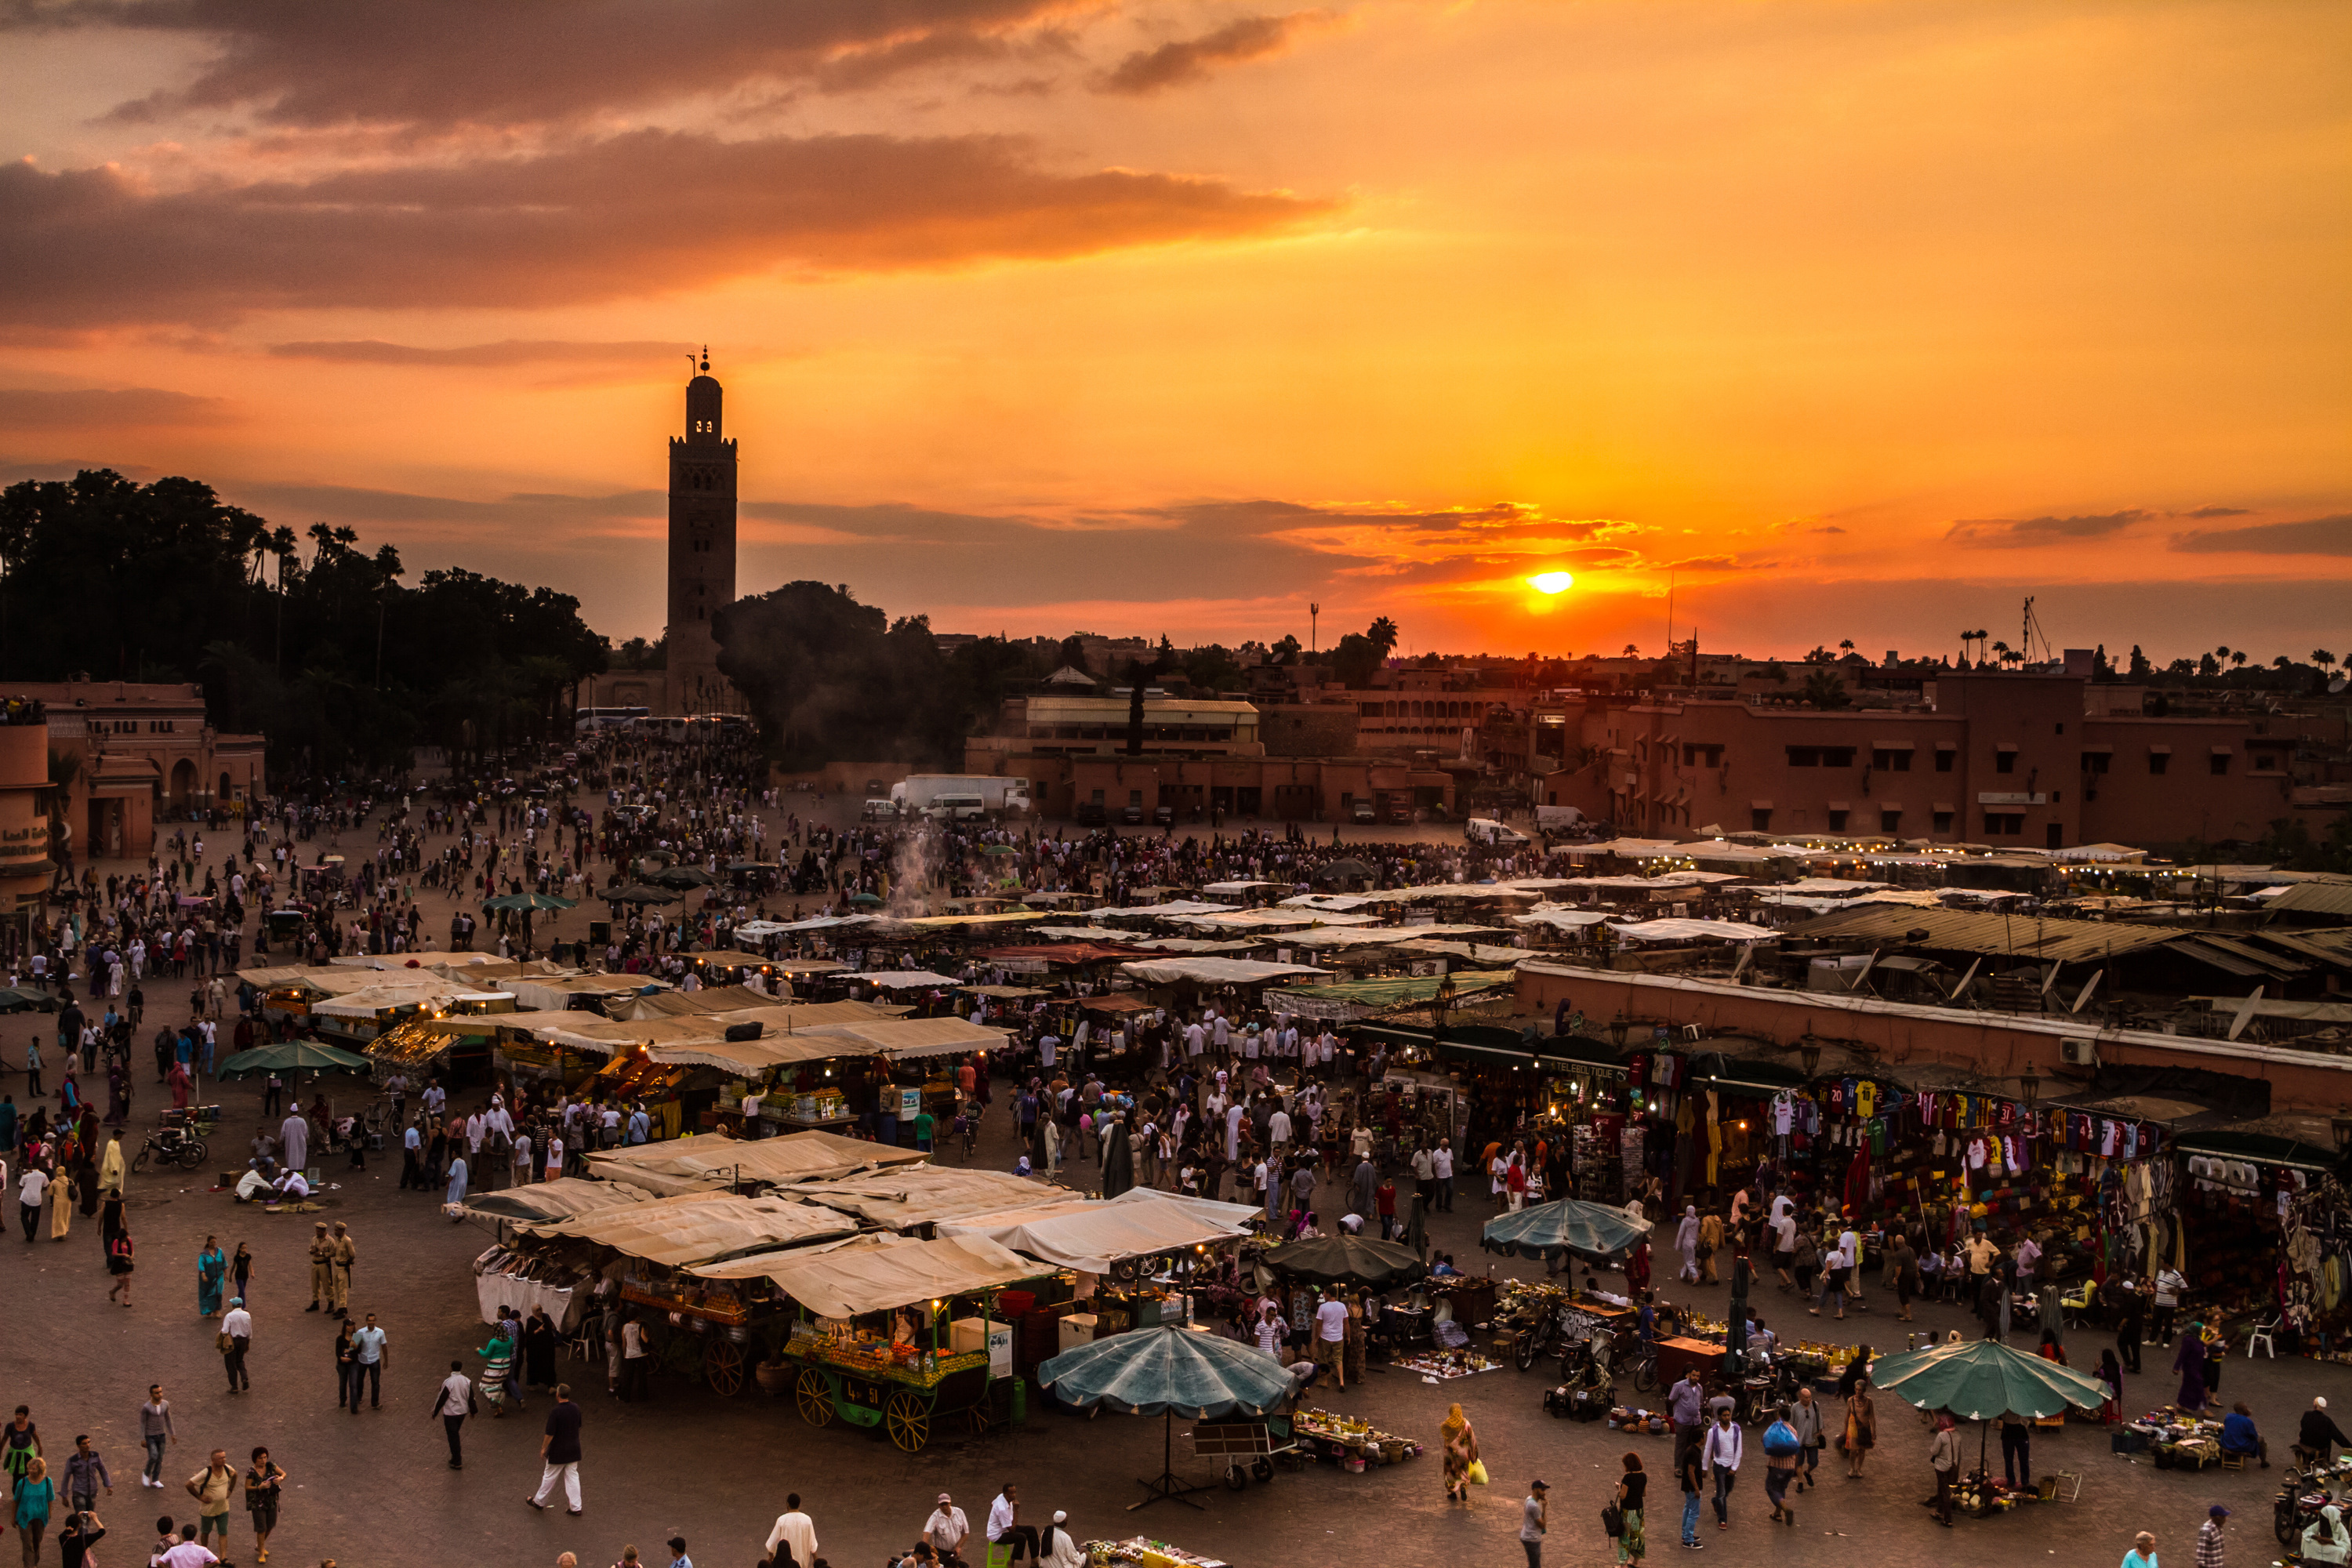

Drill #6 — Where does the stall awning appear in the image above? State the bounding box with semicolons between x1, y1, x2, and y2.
463;1176;652;1224
849;971;963;990
1118;957;1328;985
938;1194;1248;1274
586;1130;927;1197
514;1192;858;1266
2171;1117;2345;1174
783;1166;1075;1231
690;1232;1040;1319
786;1015;1009;1060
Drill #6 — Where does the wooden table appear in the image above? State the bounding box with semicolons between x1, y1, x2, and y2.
1651;1335;1727;1386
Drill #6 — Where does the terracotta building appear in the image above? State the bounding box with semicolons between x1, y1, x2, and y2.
18;681;267;861
0;710;53;944
1547;670;2297;849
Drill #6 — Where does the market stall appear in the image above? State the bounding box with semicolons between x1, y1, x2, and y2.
1038;1321;1297;1508
692;1232;1040;1450
495;1190;862;1391
1870;1338;2107;1518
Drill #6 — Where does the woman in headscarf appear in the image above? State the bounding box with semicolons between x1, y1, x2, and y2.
167;1058;192;1111
46;1160;72;1240
104;1063;129;1126
1439;1403;1481;1504
2304;1502;2352;1566
195;1234;227;1316
476;1316;516;1417
1675;1206;1701;1284
2172;1320;2209;1412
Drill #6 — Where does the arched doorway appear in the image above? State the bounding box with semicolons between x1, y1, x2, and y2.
168;759;196;814
219;771;233;801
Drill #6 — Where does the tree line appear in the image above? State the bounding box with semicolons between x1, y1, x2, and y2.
0;469;608;775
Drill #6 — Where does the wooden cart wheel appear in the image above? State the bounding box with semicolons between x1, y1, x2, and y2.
794;1368;834;1428
969;1403;996;1438
884;1390;931;1453
704;1338;746;1397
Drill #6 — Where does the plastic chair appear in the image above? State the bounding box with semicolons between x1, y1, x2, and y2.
2246;1319;2278;1359
984;1544;1015;1568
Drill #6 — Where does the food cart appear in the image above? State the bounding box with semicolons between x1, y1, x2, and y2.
691;1232;1041;1450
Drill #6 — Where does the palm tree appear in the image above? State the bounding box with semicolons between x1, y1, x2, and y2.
1367;617;1399;656
2312;650;2336;670
1990;640;2011;666
2230;650;2247;670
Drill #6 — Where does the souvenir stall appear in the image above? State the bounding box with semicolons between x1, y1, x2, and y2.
2281;1172;2352;1359
2172;1116;2343;1345
936;1190;1254;1343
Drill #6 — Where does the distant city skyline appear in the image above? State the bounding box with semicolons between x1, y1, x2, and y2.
2;1;2344;655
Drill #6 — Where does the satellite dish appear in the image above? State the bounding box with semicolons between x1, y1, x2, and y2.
2331;678;2348;695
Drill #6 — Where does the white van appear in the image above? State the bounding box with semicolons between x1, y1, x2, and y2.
1465;816;1530;847
923;793;988;822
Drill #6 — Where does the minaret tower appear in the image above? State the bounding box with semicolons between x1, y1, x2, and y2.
665;347;737;713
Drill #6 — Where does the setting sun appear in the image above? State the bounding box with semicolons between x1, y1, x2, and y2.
1530;572;1574;594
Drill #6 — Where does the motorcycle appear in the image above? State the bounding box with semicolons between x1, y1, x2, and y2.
132;1123;209;1172
2275;1461;2352;1548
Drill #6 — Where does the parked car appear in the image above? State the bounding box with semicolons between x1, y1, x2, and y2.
1075;801;1107;827
1351;801;1377;825
1152;804;1176;827
1120;804;1145;826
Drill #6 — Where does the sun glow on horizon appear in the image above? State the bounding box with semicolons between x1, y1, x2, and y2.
1529;572;1574;594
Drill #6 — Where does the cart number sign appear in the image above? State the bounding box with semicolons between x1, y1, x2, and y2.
840;1374;888;1407
898;1088;922;1119
1560;1308;1605;1341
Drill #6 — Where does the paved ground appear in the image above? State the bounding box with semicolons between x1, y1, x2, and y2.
12;804;2335;1566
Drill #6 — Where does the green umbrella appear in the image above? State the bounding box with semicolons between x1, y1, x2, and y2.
1039;1323;1296;1510
1870;1338;2108;1421
847;891;884;906
648;865;715;889
1482;1196;1648;1261
605;884;678;905
216;1039;375;1077
482;891;579;913
1262;1233;1426;1289
1870;1337;2111;1513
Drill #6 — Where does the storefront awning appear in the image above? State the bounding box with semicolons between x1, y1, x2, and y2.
938;1193;1248;1274
586;1130;927;1196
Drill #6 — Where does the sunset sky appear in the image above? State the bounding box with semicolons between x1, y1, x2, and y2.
2;0;2346;662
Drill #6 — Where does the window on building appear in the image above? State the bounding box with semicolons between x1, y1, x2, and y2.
1821;746;1857;767
2081;752;2110;775
1933;810;1954;834
1994;751;2016;774
2046;822;2064;850
2209;752;2230;775
2149;752;2169;775
1935;749;1955;773
2054;722;2065;735
1681;744;1722;767
1826;809;1849;833
1750;808;1773;832
1880;809;1902;833
1982;811;2024;835
1786;747;1820;767
1871;748;1913;771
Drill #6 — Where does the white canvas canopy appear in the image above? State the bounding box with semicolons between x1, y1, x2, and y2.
789;1015;1008;1059
1606;918;1778;942
938;1196;1247;1274
1117;957;1328;985
691;1232;1039;1319
514;1192;856;1266
1513;908;1616;931
784;1167;1072;1231
585;1130;925;1197
463;1177;652;1224
848;970;962;990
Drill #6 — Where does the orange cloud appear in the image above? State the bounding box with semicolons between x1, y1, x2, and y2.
0;132;1336;328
